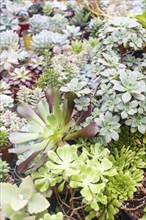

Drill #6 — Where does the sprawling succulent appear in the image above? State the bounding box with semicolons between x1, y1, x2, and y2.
0;30;19;51
29;14;49;35
9;88;98;173
0;176;49;220
0;94;14;112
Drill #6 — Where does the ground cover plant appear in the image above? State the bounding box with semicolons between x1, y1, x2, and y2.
0;0;146;220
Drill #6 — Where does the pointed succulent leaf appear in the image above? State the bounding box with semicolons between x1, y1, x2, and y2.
17;103;45;127
9;132;39;144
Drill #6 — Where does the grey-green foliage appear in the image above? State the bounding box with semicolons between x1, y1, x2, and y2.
0;158;10;181
29;14;49;35
0;14;19;32
31;30;53;52
98;17;146;50
0;30;19;51
48;14;68;32
0;94;14;112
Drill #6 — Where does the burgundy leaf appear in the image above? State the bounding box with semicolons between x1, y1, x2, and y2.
65;122;98;140
31;154;48;173
17;151;40;175
45;88;54;113
75;105;93;125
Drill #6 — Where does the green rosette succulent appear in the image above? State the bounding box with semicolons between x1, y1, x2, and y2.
9;88;98;174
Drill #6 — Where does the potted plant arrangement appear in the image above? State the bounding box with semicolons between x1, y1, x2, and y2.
0;1;146;220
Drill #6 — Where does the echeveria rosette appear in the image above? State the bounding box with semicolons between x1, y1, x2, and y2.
125;115;146;134
0;176;49;220
100;93;121;112
9;88;98;174
116;100;138;119
111;70;145;103
95;112;121;143
74;96;90;111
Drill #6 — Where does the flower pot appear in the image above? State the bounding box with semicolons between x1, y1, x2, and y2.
121;210;137;220
22;31;32;50
19;23;29;37
0;144;14;163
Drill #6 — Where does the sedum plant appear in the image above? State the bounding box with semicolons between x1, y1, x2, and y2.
9;88;98;174
0;80;11;95
0;176;50;220
39;212;63;220
0;158;10;181
32;142;144;220
0;131;9;148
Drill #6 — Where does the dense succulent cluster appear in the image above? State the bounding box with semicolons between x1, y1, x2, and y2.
0;1;145;220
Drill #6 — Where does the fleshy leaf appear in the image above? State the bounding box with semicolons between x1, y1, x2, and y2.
28;193;50;214
9;132;39;144
17;103;45;127
0;183;19;205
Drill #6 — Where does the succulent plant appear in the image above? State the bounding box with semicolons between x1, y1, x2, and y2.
74;96;90;111
0;131;9;148
31;30;53;52
0;94;14;112
29;14;49;35
0;110;27;132
39;212;63;220
95;111;121;143
63;25;81;40
0;176;50;220
98;17;146;50
0;49;28;71
48;14;68;32
0;14;19;32
5;66;37;88
0;30;19;51
9;88;98;174
0;158;10;181
0;80;11;95
43;2;54;16
70;8;91;29
60;78;91;97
